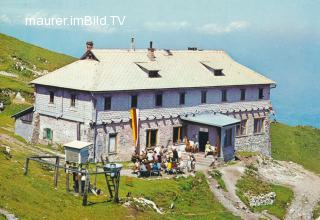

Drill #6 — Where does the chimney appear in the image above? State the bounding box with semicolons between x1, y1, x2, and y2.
130;37;135;51
86;41;93;51
147;41;155;60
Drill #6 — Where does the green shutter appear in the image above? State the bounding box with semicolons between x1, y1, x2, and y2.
47;129;53;140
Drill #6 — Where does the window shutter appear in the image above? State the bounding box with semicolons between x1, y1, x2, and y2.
49;129;53;140
43;129;47;139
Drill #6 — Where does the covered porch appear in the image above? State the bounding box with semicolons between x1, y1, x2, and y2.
180;113;240;161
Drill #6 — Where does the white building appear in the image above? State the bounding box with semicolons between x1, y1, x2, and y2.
13;42;276;161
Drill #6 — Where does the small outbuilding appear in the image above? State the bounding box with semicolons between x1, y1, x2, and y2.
64;140;93;164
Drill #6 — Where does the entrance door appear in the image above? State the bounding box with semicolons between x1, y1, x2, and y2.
198;131;209;152
146;129;158;148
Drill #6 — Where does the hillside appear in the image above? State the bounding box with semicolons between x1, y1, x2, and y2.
271;122;320;174
0;33;76;78
0;33;77;106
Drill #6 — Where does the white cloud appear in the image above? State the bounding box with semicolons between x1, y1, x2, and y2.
196;21;249;34
84;25;117;34
144;21;190;31
0;14;12;24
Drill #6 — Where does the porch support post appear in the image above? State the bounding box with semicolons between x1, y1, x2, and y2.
220;127;225;160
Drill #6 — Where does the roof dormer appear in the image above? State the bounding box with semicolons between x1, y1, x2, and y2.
200;61;224;76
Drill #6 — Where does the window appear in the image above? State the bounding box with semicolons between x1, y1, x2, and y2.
155;93;162;107
222;89;227;102
104;97;111;110
179;92;185;105
224;128;233;147
108;134;117;154
173;127;182;144
70;94;76;107
213;69;224;76
236;120;247;136
201;91;207;103
240;89;246;101
131;95;138;108
148;71;161;78
49;91;54;104
146;129;158;147
201;62;224;76
43;128;53;141
254;118;264;134
259;88;264;99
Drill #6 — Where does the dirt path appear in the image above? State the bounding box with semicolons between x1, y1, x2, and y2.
257;159;320;220
206;158;320;220
206;163;279;220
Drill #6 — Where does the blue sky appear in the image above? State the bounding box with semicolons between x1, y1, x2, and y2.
1;0;319;127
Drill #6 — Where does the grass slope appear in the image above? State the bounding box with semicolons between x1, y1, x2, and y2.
0;33;76;78
0;105;239;220
0;151;239;220
236;167;293;219
271;122;320;174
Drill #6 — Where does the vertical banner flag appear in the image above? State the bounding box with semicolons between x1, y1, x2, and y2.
130;108;139;147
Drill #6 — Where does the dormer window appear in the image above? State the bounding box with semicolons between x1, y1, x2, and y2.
213;69;223;76
136;63;161;78
148;70;161;78
200;62;225;76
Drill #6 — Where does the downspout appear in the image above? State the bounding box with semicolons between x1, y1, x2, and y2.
60;89;64;118
90;92;98;162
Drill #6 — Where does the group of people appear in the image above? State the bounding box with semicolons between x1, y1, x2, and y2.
131;145;196;177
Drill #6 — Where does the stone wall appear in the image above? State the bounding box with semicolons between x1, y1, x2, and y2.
14;118;33;142
234;111;271;156
39;114;79;143
93;117;182;161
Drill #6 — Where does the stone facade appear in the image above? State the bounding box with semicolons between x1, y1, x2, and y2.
14;116;33;142
14;83;274;161
234;110;271;156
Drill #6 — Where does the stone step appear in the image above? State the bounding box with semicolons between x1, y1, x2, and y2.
180;152;216;166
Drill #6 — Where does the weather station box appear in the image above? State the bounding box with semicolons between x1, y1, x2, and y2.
64;140;93;164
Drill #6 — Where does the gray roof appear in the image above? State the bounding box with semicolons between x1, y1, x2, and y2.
64;140;92;149
31;49;275;92
181;113;241;127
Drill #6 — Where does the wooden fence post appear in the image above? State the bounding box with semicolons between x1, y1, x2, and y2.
82;173;90;206
24;158;30;175
54;157;60;188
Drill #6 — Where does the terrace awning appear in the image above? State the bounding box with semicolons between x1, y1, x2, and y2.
181;113;240;127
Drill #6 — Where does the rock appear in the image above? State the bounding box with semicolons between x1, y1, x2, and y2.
248;192;276;207
13;92;25;103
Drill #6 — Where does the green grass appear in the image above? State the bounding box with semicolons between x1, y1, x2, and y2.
313;201;320;219
0;75;33;94
210;170;227;192
0;103;32;128
271;122;320;174
236;167;293;219
236;151;259;158
0;33;76;78
0;106;240;220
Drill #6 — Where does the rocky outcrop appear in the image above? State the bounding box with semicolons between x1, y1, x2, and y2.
248;191;276;207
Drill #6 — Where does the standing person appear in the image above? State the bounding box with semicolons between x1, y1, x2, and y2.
154;145;161;156
205;141;212;157
172;146;179;162
147;150;153;162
